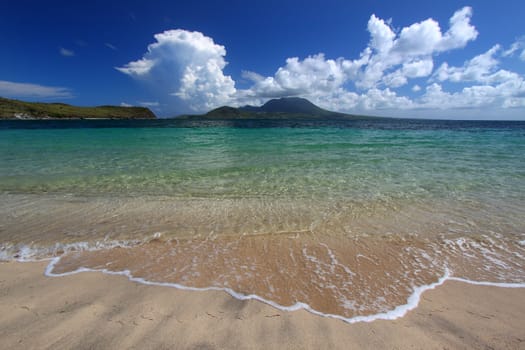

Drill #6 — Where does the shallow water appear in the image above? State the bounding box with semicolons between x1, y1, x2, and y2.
1;119;524;320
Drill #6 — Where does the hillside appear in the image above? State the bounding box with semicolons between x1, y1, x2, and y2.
0;97;156;119
178;97;375;120
240;97;338;116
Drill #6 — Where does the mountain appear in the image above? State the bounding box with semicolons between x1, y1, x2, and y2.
0;97;156;120
241;97;335;115
178;97;375;119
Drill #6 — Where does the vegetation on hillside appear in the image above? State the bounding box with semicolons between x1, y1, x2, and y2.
178;97;379;120
0;97;156;119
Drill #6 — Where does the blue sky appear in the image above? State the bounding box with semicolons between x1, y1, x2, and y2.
1;1;524;119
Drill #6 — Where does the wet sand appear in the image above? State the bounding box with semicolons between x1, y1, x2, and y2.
1;261;524;349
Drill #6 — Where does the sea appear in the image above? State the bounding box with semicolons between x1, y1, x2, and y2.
1;118;524;322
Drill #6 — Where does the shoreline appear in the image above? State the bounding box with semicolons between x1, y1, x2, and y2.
1;260;524;349
43;255;452;324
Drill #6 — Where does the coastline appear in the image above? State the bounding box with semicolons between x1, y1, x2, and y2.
1;261;524;349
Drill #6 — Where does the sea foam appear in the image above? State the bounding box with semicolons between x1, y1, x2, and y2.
42;256;525;324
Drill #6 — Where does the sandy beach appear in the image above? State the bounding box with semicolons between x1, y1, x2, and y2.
0;261;523;349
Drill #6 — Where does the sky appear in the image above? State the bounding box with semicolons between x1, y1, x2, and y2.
1;0;525;119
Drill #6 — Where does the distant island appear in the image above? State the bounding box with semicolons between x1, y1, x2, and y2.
177;97;379;120
0;97;156;120
0;96;381;120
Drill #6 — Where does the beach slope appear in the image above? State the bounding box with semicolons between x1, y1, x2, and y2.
1;261;523;349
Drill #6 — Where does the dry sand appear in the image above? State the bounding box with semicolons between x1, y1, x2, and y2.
0;261;524;350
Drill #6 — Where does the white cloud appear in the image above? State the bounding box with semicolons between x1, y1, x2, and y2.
120;102;133;107
438;6;479;51
0;80;73;99
391;18;442;57
433;45;502;83
357;88;415;110
117;7;524;118
242;54;346;98
241;70;265;83
60;47;75;57
426;45;525;111
239;6;479;104
116;58;155;76
403;59;434;78
419;77;525;111
367;14;395;54
235;6;525;117
356;6;477;89
117;29;236;112
382;59;434;88
503;37;525;61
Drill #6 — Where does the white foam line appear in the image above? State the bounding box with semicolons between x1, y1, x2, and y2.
4;250;518;323
43;257;463;324
448;277;525;288
2;237;156;263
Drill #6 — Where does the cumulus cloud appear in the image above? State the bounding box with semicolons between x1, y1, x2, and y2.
241;70;266;83
418;79;525;111
117;29;236;112
236;6;525;117
433;45;503;83
346;7;478;89
239;6;478;102
239;54;346;102
0;80;73;99
426;45;525;111
437;6;479;51
117;58;154;76
382;59;434;88
117;7;524;118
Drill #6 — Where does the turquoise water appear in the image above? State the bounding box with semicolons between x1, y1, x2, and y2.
1;119;524;320
2;120;524;202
